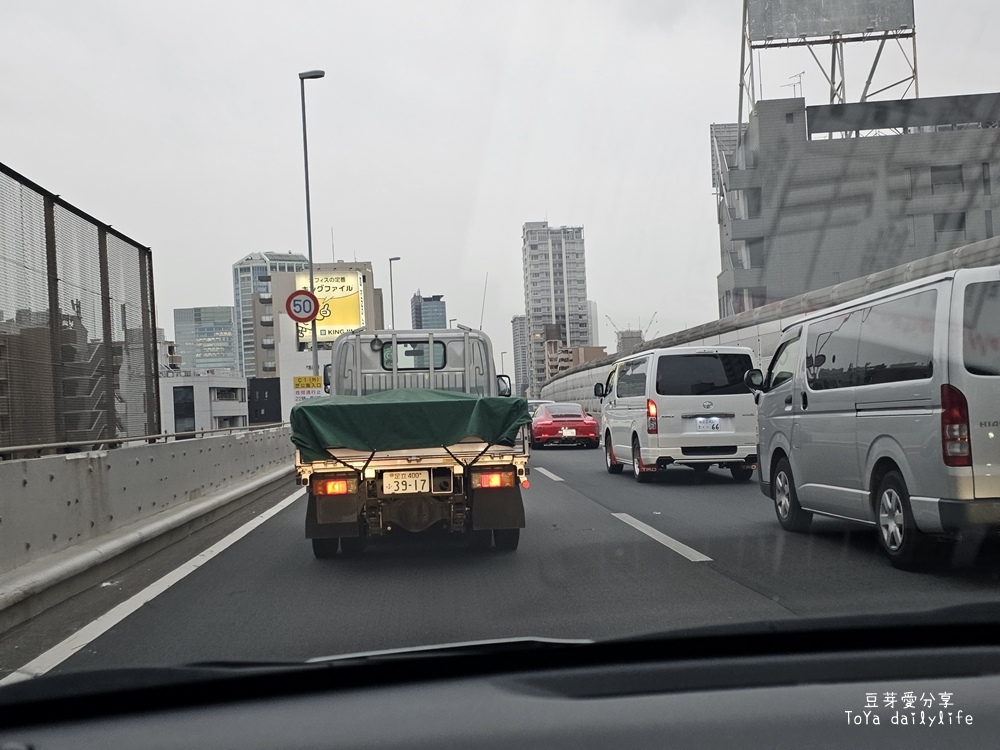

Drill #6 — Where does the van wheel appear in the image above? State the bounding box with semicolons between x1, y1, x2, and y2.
311;538;339;559
876;471;933;570
493;528;520;551
605;436;623;474
632;436;653;483
772;458;811;532
730;467;754;482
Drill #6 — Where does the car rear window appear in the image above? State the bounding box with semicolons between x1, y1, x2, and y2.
546;404;584;416
964;281;1000;375
656;353;754;396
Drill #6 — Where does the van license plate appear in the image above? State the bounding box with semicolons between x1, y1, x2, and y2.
696;418;722;432
383;471;430;494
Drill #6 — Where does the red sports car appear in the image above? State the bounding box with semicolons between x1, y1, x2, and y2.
529;402;599;449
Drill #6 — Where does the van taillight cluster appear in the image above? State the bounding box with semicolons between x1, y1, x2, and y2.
941;384;972;467
646;399;658;434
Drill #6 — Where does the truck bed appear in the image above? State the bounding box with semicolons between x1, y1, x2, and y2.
290;388;531;463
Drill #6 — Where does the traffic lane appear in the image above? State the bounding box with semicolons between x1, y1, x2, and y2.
0;477;300;679
48;472;793;673
532;447;1000;617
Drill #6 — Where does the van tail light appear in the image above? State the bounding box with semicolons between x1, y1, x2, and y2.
941;384;972;467
646;399;658;434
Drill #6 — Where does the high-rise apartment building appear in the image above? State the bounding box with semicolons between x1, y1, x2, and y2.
521;221;590;396
232;252;309;377
410;292;447;329
587;300;599;347
173;306;238;374
511;314;529;397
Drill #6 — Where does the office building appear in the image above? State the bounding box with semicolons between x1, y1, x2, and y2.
410;292;447;329
521;221;591;396
511;315;530;397
173;306;238;374
232;252;310;378
711;93;1000;315
159;372;248;436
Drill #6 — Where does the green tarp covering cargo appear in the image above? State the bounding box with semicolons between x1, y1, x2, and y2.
291;389;531;463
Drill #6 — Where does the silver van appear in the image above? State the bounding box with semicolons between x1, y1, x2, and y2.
745;266;1000;569
594;346;759;482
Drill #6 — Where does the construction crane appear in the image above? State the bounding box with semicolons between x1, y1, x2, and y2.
642;312;658;339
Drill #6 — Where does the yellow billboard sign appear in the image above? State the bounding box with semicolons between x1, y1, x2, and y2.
294;271;366;342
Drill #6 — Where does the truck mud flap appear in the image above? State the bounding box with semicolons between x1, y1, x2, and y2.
306;493;363;539
471;487;525;530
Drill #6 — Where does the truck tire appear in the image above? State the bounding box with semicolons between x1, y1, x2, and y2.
311;538;339;559
493;528;520;551
340;525;368;556
468;529;492;550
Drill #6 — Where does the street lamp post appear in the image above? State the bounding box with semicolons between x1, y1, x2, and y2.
299;69;325;376
448;318;457;328
388;256;401;328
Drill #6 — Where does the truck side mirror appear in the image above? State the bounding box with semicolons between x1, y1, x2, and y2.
593;382;605;398
323;364;332;394
497;375;512;397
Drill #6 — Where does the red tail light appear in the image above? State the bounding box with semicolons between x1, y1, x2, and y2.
314;477;350;495
472;471;515;489
941;384;972;467
646;399;658;434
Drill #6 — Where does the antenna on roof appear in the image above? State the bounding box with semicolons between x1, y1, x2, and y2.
479;272;489;330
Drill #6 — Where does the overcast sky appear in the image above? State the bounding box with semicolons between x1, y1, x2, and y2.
1;0;996;363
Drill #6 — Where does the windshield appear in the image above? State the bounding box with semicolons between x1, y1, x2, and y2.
4;1;1000;714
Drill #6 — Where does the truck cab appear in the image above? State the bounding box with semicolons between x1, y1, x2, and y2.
323;327;512;397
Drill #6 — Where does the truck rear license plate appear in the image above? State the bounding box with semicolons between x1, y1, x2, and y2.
696;418;722;432
383;471;430;494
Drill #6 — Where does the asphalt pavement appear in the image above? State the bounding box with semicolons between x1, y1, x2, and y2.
4;447;1000;677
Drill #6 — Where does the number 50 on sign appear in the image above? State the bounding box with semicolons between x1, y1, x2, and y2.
286;289;320;323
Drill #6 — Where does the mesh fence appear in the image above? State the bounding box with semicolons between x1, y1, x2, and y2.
0;162;158;450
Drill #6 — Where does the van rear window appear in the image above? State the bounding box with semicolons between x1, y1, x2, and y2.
656;354;753;396
964;281;1000;376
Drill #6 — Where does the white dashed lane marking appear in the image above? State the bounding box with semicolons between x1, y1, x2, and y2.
612;513;712;562
534;467;564;482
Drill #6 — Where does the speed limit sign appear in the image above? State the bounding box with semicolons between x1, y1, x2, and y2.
286;289;320;323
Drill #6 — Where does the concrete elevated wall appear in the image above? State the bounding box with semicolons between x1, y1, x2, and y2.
0;426;293;576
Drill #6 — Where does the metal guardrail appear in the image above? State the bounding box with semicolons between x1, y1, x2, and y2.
0;422;288;460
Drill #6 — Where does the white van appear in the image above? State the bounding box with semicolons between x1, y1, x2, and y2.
745;265;1000;569
593;346;759;483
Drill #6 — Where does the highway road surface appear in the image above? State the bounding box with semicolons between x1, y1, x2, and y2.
4;447;1000;678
